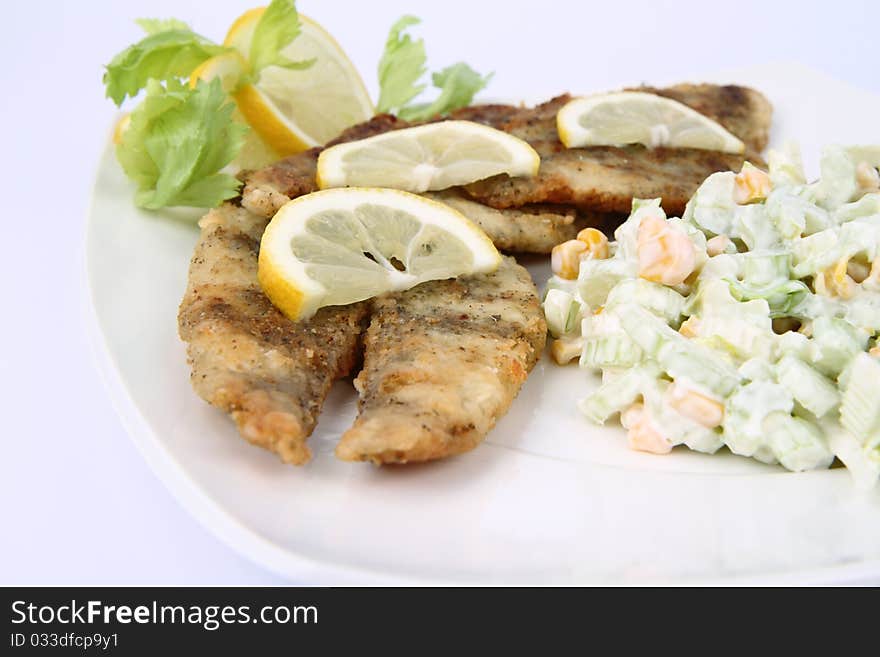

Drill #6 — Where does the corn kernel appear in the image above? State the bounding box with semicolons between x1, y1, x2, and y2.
856;162;880;192
622;404;672;454
550;336;583;365
706;234;731;257
679;316;701;338
551;239;588;280
815;258;856;300
666;383;724;428
576;227;610;260
636;215;696;285
733;163;771;204
620;402;644;429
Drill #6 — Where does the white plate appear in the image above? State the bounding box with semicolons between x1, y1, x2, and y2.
87;63;880;585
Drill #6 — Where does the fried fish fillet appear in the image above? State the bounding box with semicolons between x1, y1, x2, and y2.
497;86;770;155
638;83;772;154
240;84;770;243
423;190;622;252
463;85;773;215
237;114;401;219
178;204;368;465
238;104;519;219
237;105;595;253
336;256;547;464
240;161;590;254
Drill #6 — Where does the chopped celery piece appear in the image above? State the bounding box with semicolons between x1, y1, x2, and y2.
738;357;775;382
733;204;776;250
580;335;643;369
682;171;736;235
740;251;791;287
827;428;880;490
844;292;880;332
833;193;880;224
764;412;833;471
809;317;868;377
727;278;810;318
839;353;880;447
543;289;581;338
577;258;637;308
684;279;771;329
723;383;793;459
791;229;840;278
775;355;840;418
812;145;859;210
695;316;775;361
578;365;659;424
605;279;686;322
541;141;880;486
774;330;811;361
616;304;680;356
657;341;741;398
764;190;808;240
767;142;806;188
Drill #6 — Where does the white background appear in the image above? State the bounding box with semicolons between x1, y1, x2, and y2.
1;0;878;585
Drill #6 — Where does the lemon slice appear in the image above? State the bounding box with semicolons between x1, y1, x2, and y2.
189;51;282;169
224;8;374;156
557;91;745;153
258;188;501;320
189;50;247;92
316;121;541;193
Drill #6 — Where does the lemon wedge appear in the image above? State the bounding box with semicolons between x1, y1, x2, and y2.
316;121;541;193
223;8;374;157
258;188;501;320
557;91;745;153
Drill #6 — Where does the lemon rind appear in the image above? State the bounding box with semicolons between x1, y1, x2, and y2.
258;188;501;321
556;91;745;154
316;121;541;192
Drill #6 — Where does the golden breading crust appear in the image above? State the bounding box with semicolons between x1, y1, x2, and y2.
236;103;599;254
336;256;547;464
237;105;520;219
462;144;754;216
178;204;369;464
425;190;620;253
463;85;772;215
636;83;773;154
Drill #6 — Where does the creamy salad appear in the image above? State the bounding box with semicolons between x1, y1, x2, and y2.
543;143;880;488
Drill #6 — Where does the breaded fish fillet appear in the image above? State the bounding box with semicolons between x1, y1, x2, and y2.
240;162;590;254
336;256;547;464
462;144;753;216
498;86;771;155
178;204;368;465
638;83;772;154
238;104;519;219
424;190;620;252
237;114;402;219
237;105;593;254
240;84;770;240
463;85;772;215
